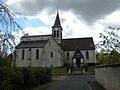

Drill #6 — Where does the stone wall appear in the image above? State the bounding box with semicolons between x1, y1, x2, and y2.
43;38;63;67
15;38;63;67
95;64;120;90
15;48;43;67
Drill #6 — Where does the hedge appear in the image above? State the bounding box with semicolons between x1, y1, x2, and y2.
0;67;52;90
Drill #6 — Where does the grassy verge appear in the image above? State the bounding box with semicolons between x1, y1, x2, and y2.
88;66;95;73
51;67;67;73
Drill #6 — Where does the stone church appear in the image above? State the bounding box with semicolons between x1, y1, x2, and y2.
14;12;96;67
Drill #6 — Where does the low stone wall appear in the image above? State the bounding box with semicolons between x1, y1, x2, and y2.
95;64;120;90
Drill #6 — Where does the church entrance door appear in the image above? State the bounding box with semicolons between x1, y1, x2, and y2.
76;59;80;67
72;48;84;68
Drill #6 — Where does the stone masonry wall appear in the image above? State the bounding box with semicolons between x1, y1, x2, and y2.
43;38;63;67
95;65;120;90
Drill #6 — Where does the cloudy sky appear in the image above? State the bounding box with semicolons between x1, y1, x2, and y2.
4;0;120;44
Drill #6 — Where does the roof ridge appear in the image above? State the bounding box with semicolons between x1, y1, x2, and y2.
63;37;93;40
22;34;52;38
21;39;49;42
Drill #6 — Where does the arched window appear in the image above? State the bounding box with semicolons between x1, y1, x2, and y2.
49;42;51;46
54;31;56;37
51;52;53;58
86;51;89;59
28;48;31;60
36;49;39;59
22;49;25;60
67;52;70;60
57;31;59;37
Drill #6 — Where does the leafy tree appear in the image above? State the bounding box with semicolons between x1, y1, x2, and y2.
97;49;120;64
109;49;120;64
96;26;120;64
96;49;109;64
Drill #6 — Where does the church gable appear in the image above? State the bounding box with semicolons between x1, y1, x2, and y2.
43;38;63;67
44;38;61;49
73;48;84;59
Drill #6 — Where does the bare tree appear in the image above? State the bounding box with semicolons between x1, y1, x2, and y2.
0;0;22;55
96;26;120;53
96;26;120;64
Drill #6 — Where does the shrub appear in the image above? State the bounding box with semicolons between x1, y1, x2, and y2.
0;67;14;90
11;69;24;90
0;56;12;67
0;67;52;89
0;67;24;90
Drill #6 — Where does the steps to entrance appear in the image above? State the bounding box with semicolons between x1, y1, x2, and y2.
72;67;84;75
72;67;83;71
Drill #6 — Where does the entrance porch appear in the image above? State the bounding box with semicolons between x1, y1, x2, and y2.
72;48;84;68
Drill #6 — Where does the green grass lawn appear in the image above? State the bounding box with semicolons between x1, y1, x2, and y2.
51;67;67;73
51;67;95;73
88;66;95;73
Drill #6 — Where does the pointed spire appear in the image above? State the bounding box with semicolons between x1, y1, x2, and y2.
52;12;61;27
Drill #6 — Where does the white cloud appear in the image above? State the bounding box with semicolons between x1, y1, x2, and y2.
6;0;120;25
22;26;51;35
11;26;51;45
11;9;120;46
6;0;20;5
5;0;120;47
105;10;120;22
60;11;95;39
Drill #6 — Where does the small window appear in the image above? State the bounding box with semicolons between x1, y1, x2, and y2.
86;51;89;59
67;52;70;60
28;49;31;60
14;50;16;60
29;49;31;51
36;49;39;59
49;42;51;46
22;49;25;60
51;52;53;58
57;31;59;37
54;31;56;37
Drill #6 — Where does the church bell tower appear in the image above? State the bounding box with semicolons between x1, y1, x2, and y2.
52;12;63;44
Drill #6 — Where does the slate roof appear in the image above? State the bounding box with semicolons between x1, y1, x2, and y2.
16;40;48;49
16;37;95;51
61;37;95;51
